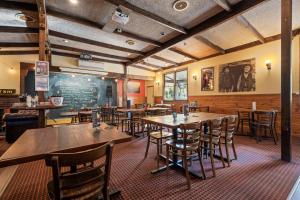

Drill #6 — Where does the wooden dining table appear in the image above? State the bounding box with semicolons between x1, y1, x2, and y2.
142;112;233;178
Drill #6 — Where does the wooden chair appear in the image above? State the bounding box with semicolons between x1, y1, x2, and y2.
251;110;277;144
221;116;238;167
165;123;206;189
100;107;111;123
45;142;113;200
145;124;173;170
200;119;226;177
237;110;251;135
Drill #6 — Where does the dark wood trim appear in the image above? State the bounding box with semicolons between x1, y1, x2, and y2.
138;61;162;69
129;64;156;72
163;28;300;71
0;1;37;11
168;47;200;60
236;15;265;43
0;42;38;47
105;0;187;34
127;0;267;65
151;55;179;65
214;0;231;11
51;44;130;61
49;30;143;55
194;35;225;54
0;50;39;55
281;0;292;162
0;26;39;33
113;30;161;47
52;51;125;65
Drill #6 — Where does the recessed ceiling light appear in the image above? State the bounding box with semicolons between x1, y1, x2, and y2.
88;78;91;81
102;77;105;80
184;57;188;61
115;79;118;82
72;74;75;77
63;39;69;43
69;0;78;5
160;32;165;36
173;0;189;12
15;13;36;22
126;40;135;45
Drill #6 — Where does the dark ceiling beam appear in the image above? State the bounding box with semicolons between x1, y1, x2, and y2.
129;64;156;72
113;30;161;47
0;1;37;11
163;27;300;71
0;26;39;33
0;50;39;55
214;0;231;11
194;35;225;54
105;0;187;34
52;51;125;65
127;0;267;66
51;44;130;61
236;15;265;43
49;30;143;55
138;61;162;69
168;47;200;60
0;42;38;47
151;55;179;65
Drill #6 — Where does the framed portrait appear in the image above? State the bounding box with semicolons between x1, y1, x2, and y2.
219;58;256;92
201;67;214;91
35;61;49;76
128;81;141;94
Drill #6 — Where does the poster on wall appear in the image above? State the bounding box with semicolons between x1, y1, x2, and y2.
219;58;256;92
35;61;49;91
127;81;141;94
201;67;214;91
35;76;49;91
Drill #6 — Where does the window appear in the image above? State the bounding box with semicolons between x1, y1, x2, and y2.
163;70;188;101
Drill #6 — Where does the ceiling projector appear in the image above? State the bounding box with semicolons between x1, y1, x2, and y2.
112;8;129;25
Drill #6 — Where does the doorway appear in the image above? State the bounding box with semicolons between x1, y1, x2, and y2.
147;86;154;106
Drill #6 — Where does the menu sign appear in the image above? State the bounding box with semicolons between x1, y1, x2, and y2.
35;61;49;91
0;89;16;95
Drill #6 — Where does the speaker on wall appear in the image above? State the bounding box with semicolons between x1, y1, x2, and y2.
106;85;112;98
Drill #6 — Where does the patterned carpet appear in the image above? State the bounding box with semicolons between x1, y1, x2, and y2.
1;135;300;200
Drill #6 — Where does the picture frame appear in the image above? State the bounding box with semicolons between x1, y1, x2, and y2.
201;67;214;91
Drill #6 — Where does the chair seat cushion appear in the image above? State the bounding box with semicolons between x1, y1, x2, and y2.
150;131;173;139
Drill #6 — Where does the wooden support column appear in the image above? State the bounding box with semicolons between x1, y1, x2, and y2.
281;0;292;162
37;0;47;102
122;65;128;108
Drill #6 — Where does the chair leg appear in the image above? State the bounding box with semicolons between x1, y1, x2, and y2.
241;120;244;135
166;144;170;171
182;151;191;189
145;136;150;158
197;149;206;180
218;144;226;168
210;146;216;177
102;188;110;200
232;140;238;160
224;141;230;167
156;139;160;169
270;129;277;145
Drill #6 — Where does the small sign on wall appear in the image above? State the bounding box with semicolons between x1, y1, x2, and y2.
0;89;16;95
35;61;49;91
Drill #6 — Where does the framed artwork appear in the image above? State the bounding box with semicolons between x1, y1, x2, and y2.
35;76;49;91
35;61;49;76
219;58;256;92
201;67;214;91
128;81;141;94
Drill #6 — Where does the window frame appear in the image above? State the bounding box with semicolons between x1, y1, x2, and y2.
163;69;188;101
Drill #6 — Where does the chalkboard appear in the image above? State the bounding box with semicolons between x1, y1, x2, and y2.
45;73;117;118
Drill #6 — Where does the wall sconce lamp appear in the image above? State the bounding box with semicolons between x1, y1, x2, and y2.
192;74;197;80
155;80;160;86
265;60;271;70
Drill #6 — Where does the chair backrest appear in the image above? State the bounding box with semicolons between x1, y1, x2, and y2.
253;110;274;126
238;110;250;120
45;142;113;200
179;122;202;149
208;118;223;144
224;116;237;139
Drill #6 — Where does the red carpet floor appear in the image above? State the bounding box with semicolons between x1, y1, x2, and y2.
1;135;300;200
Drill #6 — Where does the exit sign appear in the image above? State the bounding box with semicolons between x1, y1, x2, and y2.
0;89;16;95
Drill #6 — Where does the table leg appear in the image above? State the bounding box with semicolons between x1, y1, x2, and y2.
38;109;46;128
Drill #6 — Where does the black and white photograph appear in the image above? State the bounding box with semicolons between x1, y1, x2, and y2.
219;58;256;92
201;67;214;91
